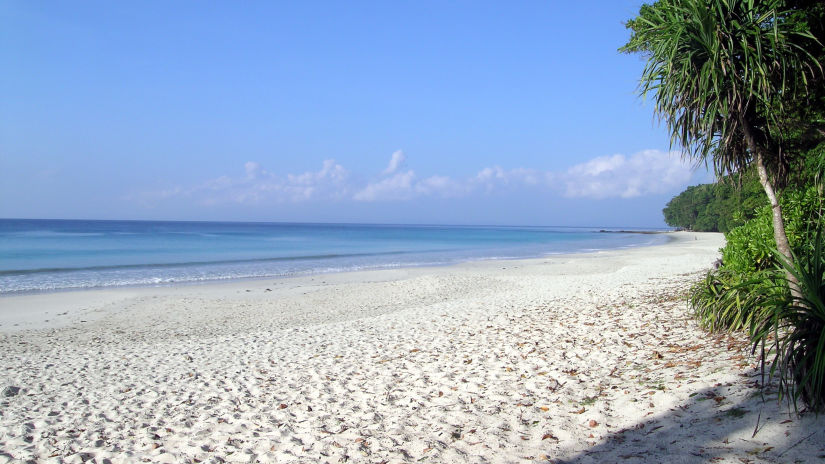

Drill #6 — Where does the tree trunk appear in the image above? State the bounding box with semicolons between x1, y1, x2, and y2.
738;117;801;297
754;153;802;298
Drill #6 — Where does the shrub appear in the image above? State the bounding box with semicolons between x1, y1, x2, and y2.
689;184;825;410
692;186;822;332
722;186;823;275
750;229;825;412
689;268;780;333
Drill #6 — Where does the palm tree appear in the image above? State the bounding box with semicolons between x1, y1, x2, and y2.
621;0;822;294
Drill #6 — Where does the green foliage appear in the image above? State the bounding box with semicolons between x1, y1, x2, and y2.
663;170;766;232
689;269;779;333
689;185;824;410
621;0;822;181
795;139;825;190
723;187;824;274
633;0;825;411
722;213;776;274
750;228;825;412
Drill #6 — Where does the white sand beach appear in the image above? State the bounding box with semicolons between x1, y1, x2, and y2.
1;232;823;463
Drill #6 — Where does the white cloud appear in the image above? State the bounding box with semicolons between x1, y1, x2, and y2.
287;159;348;187
353;170;417;201
472;166;542;192
475;166;506;183
244;161;263;179
416;175;465;197
135;159;351;206
354;150;468;202
133;149;698;208
563;150;693;199
382;150;406;175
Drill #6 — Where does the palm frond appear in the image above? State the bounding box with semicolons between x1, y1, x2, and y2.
751;227;825;411
621;0;822;182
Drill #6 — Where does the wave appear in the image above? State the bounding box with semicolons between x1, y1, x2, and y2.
0;250;412;276
3;230;106;238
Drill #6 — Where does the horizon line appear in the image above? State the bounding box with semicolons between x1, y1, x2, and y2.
0;216;672;231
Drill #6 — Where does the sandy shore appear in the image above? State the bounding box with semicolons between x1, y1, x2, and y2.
1;231;823;463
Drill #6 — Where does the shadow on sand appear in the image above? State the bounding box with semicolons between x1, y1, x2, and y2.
554;371;825;463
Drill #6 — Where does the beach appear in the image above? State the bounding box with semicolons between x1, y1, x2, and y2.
1;231;822;463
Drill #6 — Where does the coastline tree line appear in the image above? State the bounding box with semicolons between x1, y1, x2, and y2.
624;0;825;411
662;170;766;233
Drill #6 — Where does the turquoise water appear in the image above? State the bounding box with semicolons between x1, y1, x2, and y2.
0;219;669;294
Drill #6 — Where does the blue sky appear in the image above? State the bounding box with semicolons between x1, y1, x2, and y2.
0;1;712;227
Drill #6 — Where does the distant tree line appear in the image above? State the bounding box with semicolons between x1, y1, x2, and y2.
662;171;766;233
664;137;824;233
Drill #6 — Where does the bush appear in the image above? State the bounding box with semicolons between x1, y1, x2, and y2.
688;185;825;411
722;186;824;274
721;212;775;273
692;187;822;333
689;268;780;333
750;229;825;412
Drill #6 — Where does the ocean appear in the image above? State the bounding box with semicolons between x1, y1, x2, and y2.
0;219;669;294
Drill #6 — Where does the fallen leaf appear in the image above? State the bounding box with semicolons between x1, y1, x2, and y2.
542;433;558;441
589;420;599;428
572;407;586;414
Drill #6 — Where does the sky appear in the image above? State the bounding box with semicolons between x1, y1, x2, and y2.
0;1;713;227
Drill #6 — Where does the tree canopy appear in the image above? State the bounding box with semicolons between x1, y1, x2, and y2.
634;0;825;412
621;0;821;181
663;171;766;232
622;0;823;291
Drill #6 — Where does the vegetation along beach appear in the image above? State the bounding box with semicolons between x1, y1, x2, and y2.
2;0;825;462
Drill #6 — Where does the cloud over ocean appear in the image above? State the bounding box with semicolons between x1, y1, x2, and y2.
133;149;699;208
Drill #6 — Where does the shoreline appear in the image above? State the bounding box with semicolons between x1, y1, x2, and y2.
0;225;673;298
1;231;823;462
0;232;678;332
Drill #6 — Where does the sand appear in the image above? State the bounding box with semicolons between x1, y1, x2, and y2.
0;231;822;463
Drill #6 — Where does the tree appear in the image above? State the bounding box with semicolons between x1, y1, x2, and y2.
662;169;767;232
622;0;822;294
